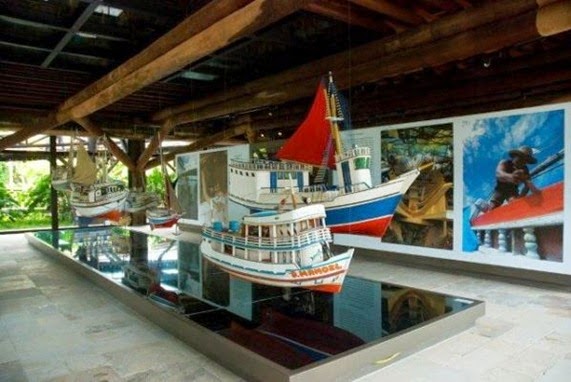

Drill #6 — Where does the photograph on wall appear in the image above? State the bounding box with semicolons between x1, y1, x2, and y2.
199;150;229;226
380;123;454;249
462;109;564;262
176;154;199;221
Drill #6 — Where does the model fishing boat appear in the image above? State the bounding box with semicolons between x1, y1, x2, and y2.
200;203;354;293
146;145;182;229
228;73;419;237
69;143;129;218
125;189;160;213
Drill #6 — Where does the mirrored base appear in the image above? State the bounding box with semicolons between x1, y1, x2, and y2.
27;227;484;382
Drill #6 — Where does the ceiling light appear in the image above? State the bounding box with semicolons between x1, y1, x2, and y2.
77;32;97;39
95;5;124;17
180;70;218;81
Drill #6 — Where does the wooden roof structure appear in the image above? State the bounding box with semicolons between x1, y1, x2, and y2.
1;0;570;169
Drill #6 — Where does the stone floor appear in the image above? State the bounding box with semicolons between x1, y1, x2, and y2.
1;232;570;381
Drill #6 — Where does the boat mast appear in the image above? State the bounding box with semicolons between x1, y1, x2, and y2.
325;72;344;156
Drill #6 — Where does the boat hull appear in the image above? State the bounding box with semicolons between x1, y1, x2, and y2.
229;170;418;237
71;183;129;218
471;182;563;228
146;208;181;229
200;239;353;293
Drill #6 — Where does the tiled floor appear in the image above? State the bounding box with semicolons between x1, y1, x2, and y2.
1;232;570;381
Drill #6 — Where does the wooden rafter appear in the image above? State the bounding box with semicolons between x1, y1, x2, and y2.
349;0;424;25
145;116;253;169
304;0;389;33
0;0;309;152
74;117;137;171
153;0;547;128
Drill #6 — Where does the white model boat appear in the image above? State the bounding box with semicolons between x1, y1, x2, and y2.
200;204;354;293
229;73;418;237
69;143;128;218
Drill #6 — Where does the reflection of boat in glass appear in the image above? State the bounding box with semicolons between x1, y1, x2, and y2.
32;226;482;378
256;308;365;356
221;307;365;369
200;204;354;293
122;262;155;292
229;74;418;237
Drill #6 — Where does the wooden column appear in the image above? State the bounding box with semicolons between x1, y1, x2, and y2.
49;135;59;231
128;139;147;226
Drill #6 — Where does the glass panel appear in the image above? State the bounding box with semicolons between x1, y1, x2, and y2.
354;157;370;169
35;227;477;370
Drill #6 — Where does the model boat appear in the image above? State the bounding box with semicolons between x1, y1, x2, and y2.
228;73;418;237
69;143;128;218
200;203;354;293
146;144;182;229
125;189;160;213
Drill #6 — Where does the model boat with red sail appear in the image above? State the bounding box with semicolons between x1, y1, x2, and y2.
228;73;418;237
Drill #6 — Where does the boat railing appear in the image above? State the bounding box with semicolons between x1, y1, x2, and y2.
472;212;563;260
257;181;370;202
335;146;371;161
230;159;311;172
203;226;331;250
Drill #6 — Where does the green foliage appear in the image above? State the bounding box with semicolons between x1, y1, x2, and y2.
0;162;8;184
0;181;20;222
24;174;52;212
23;174;73;222
146;168;166;201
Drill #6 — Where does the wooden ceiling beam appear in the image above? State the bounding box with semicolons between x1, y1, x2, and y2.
155;0;543;127
64;0;310;121
136;120;173;171
145;116;253;169
74;117;137;171
304;0;389;33
0;150;67;162
0;0;251;151
353;63;571;119
349;0;425;25
0;0;309;152
58;0;253;113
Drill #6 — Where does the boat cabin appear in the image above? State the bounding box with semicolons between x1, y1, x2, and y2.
204;205;332;267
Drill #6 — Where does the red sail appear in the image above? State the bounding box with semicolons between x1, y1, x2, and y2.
276;79;335;168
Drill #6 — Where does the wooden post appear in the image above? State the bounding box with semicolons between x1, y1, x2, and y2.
49;135;59;231
128;139;147;226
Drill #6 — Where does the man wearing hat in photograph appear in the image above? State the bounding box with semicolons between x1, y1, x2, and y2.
487;145;541;210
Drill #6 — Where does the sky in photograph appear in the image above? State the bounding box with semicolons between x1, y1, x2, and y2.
463;109;565;206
